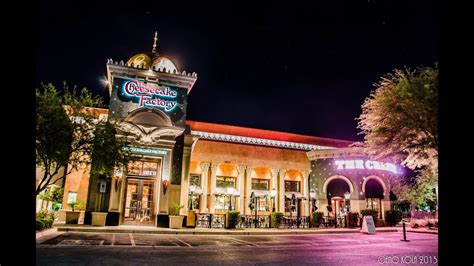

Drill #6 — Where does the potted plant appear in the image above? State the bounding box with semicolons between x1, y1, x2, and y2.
65;201;85;224
169;203;184;229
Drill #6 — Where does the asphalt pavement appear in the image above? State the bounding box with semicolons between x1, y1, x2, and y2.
36;232;438;265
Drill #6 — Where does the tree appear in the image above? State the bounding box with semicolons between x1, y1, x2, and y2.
356;65;438;212
36;83;102;195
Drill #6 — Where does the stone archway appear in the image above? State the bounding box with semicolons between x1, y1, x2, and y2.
362;175;387;195
322;175;354;194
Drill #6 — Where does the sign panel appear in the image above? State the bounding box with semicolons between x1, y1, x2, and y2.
67;192;77;204
108;77;188;128
123;146;167;156
361;215;376;235
334;159;399;174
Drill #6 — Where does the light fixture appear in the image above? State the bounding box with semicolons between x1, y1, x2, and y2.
310;189;316;199
270;188;277;198
344;191;351;200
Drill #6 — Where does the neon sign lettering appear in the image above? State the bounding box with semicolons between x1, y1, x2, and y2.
122;80;178;111
334;159;398;174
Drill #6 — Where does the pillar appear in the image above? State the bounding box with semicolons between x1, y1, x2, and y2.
302;170;310;216
245;166;253;215
237;165;247;214
270;168;278;212
199;162;211;213
179;146;192;215
209;163;218;213
278;169;286;213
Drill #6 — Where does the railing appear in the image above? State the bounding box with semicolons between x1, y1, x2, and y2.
239;215;270;228
283;216;310;229
195;213;226;229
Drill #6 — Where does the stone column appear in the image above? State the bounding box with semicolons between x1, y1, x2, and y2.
179;146;192;215
245;166;253;215
237;165;247;214
209;163;218;213
270;168;278;212
278;169;286;213
302;170;310;216
199;162;211;213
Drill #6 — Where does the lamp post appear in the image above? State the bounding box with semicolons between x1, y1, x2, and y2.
270;188;277;212
344;191;351;212
227;187;235;211
189;185;196;210
309;190;316;228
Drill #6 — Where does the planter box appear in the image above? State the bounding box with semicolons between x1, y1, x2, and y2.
169;215;184;229
65;211;80;224
91;212;108;226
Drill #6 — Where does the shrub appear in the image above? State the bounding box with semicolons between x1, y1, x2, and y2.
312;212;324;228
271;212;284;228
36;219;46;231
385;210;403;226
68;200;85;212
361;209;378;223
227;211;240;229
36;210;55;231
169;203;184;216
348;212;359;228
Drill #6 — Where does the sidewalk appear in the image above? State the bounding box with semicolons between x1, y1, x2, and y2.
55;224;401;235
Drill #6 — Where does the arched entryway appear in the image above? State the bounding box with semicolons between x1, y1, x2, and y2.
324;176;353;227
363;177;385;220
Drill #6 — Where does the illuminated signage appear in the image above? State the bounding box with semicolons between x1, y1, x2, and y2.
123;146;167;156
122;79;178;112
334;159;398;174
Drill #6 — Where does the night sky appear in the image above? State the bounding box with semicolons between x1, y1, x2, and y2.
36;0;439;142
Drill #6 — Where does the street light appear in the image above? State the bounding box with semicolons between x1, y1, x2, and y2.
189;185;196;210
270;188;277;212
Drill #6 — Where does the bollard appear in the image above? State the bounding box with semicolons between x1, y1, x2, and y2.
400;220;410;242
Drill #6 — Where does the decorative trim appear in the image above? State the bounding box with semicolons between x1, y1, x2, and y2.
191;130;335;151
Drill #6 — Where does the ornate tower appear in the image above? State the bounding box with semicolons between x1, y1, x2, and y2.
87;32;198;226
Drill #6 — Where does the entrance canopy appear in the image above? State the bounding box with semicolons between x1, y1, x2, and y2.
285;192;306;199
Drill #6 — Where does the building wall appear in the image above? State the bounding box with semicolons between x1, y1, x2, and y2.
310;157;399;220
184;139;311;216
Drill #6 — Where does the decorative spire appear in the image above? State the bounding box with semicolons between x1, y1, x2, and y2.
152;31;158;53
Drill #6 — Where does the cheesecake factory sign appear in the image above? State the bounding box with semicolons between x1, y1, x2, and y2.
121;79;178;112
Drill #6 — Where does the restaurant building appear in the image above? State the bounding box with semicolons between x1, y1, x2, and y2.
49;34;402;227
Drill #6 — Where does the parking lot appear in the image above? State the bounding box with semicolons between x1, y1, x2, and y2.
37;232;438;265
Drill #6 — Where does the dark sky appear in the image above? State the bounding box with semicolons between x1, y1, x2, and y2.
36;0;439;142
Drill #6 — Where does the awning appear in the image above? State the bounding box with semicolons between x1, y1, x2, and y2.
251;190;272;197
285;192;306;200
188;185;202;195
213;187;241;196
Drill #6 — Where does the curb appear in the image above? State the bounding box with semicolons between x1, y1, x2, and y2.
57;227;398;235
36;227;58;240
404;229;438;235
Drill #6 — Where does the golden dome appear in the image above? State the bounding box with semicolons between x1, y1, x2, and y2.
126;53;153;68
125;32;178;73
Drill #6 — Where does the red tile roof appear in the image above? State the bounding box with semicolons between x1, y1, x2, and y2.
186;120;353;148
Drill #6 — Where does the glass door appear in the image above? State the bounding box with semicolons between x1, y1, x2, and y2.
123;179;155;225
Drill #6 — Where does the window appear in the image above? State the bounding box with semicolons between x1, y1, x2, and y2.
188;194;200;210
216;176;236;188
252;179;269;190
256;197;269;211
214;195;235;211
366;198;383;219
285;181;300;192
189;174;200;187
127;161;158;176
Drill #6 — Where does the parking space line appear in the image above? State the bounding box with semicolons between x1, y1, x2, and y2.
173;237;192;247
227;237;258;247
129;234;136;246
111;234;115;246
